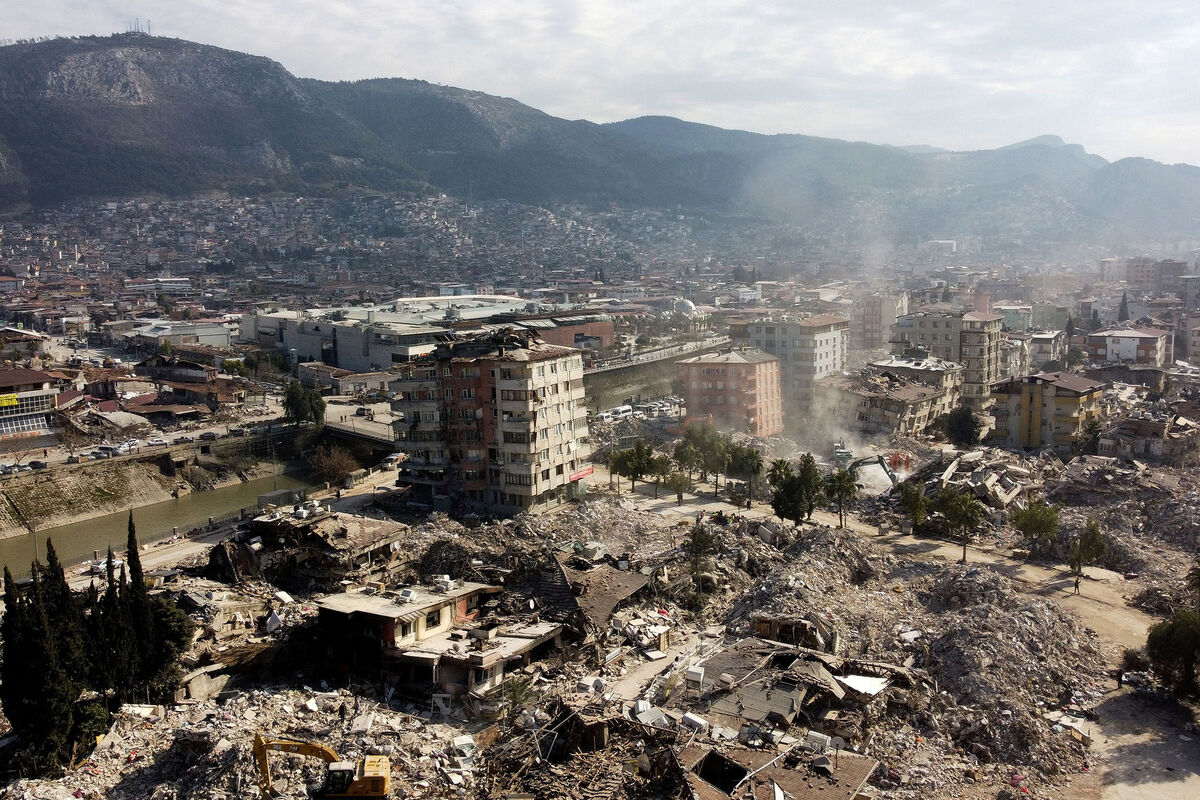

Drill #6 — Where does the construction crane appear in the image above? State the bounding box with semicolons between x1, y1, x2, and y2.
846;455;899;487
252;734;391;798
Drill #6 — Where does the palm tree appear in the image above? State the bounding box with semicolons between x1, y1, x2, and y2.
825;468;858;528
767;458;793;490
936;487;985;563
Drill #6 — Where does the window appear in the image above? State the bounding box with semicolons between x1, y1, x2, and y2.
442;368;452;377
505;473;533;485
425;609;442;629
501;369;514;380
460;388;475;399
444;388;454;398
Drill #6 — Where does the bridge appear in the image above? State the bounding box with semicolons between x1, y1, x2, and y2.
584;337;730;375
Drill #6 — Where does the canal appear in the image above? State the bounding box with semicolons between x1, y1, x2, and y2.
0;472;318;577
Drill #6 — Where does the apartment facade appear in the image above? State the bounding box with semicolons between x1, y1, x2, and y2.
1084;328;1169;367
677;349;783;436
849;292;908;350
889;310;1002;408
739;315;850;417
388;331;589;514
991;372;1107;454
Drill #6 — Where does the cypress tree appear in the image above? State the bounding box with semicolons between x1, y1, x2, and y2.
1118;291;1129;322
39;539;88;681
125;512;156;694
1;567;35;734
12;569;74;775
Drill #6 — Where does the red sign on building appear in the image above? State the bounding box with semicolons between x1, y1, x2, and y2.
569;466;594;481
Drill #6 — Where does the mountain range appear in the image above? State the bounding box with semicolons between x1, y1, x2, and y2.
0;33;1196;245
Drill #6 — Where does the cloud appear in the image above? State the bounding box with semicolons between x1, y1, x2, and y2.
7;0;1200;164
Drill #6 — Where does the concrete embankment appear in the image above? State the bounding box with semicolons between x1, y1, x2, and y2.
0;460;177;539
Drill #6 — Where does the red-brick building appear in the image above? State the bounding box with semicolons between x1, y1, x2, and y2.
678;349;783;436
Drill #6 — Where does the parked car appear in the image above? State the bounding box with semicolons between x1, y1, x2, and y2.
173;435;195;444
28;460;47;470
147;437;168;446
199;432;218;441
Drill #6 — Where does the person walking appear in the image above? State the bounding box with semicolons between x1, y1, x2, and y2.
1073;576;1081;595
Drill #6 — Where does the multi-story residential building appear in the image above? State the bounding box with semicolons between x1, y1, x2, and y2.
1178;275;1200;310
1031;303;1070;331
1030;330;1068;367
0;368;61;440
991;371;1106;454
959;312;1004;407
1124;257;1188;294
815;369;961;438
1084;328;1169;367
999;333;1032;379
992;304;1033;331
677;349;783;436
387;330;589;514
890;310;1002;408
849;292;908;350
871;352;964;392
738;315;850;418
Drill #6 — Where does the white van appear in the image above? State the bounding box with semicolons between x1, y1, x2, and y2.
608;405;633;419
98;444;128;457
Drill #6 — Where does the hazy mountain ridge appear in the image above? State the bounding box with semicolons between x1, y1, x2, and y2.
0;33;1195;243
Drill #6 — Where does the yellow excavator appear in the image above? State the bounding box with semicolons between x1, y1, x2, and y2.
252;733;391;798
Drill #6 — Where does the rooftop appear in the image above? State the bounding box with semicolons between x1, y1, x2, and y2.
678;348;778;366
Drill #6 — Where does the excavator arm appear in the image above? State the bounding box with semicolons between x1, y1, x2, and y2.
252;733;391;799
253;734;342;797
847;455;899;486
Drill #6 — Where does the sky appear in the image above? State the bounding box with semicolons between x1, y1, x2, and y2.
8;1;1200;165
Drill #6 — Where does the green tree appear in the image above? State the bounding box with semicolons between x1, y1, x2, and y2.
1070;518;1107;574
664;472;692;506
943;405;983;448
825;468;858;528
897;481;927;532
684;521;720;606
283;379;306;422
795;454;823;521
935;486;985;563
1011;500;1061;554
649;453;673;499
612;439;655;492
1146;611;1200;695
732;447;764;507
1079;419;1103;455
674;441;702;479
1065;316;1075;339
1118;290;1129;322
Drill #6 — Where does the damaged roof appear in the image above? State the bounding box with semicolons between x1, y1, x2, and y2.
554;552;651;629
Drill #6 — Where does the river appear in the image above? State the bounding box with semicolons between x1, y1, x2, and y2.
0;473;317;578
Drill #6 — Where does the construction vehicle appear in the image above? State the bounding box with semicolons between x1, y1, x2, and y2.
252;733;390;798
846;455;899;487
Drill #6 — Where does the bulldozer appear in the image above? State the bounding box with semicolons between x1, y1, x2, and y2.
252;733;391;798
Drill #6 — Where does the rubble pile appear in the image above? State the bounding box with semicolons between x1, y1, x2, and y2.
4;686;479;800
926;566;1106;773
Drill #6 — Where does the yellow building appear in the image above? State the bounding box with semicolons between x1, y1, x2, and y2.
992;371;1106;454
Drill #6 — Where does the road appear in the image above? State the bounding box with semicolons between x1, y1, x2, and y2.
588;463;1200;800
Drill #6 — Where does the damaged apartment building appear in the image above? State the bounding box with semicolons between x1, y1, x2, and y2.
388;328;590;514
813;351;964;437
